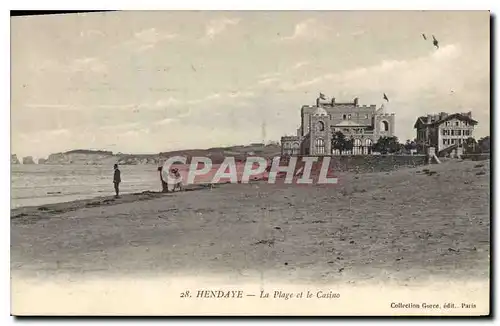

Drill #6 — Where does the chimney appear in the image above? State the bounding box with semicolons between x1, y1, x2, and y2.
439;112;448;120
353;97;359;106
331;97;336;106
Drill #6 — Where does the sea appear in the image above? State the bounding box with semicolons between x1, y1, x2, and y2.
11;164;162;209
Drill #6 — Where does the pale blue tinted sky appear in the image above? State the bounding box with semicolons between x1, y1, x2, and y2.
11;11;490;158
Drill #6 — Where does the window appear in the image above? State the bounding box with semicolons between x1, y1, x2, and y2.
451;130;454;136
353;139;362;155
315;138;325;154
317;121;325;132
457;130;461;136
364;114;369;119
442;129;446;136
443;139;446;145
380;120;389;132
343;114;347;120
455;121;459;126
348;114;352;120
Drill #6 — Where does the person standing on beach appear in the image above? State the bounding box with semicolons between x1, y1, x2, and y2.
113;164;121;197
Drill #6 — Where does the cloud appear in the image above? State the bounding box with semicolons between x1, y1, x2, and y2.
204;18;240;40
183;90;256;105
279;44;463;94
351;30;366;36
123;128;151;136
155;118;177;126
291;61;310;70
253;62;308;87
154;97;182;107
135;28;177;43
258;77;280;85
126;28;178;52
79;29;106;38
48;129;70;136
227;90;254;99
25;104;73;110
97;104;136;110
281;19;328;41
30;57;108;74
258;72;281;79
100;122;140;131
70;57;108;73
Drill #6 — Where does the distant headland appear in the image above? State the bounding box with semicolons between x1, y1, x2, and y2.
11;142;281;166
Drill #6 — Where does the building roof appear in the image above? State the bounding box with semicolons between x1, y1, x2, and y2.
413;112;478;129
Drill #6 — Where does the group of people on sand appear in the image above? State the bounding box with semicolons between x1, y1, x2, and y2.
158;166;183;193
111;164;183;198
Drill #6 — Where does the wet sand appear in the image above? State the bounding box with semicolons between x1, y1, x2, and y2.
11;159;490;285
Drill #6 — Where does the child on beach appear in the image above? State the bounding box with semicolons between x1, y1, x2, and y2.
171;168;183;192
113;164;121;197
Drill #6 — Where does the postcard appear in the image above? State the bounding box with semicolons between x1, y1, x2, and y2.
10;10;490;316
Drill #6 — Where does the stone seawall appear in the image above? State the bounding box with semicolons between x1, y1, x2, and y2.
462;153;490;161
279;155;428;174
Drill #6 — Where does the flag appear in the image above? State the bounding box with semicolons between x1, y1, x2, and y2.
319;93;327;100
383;93;389;102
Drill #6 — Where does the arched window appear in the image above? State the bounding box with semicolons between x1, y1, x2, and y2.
364;138;373;155
380;120;389;132
315;138;325;155
353;138;362;155
282;142;292;156
291;142;300;155
317;121;325;132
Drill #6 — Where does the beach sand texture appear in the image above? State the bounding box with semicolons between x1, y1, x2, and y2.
11;159;490;285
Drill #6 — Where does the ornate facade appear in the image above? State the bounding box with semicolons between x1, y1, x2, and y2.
281;95;396;156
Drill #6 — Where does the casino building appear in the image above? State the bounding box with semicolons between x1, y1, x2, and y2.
281;94;396;156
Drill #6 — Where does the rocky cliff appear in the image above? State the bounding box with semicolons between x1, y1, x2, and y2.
46;150;117;165
11;154;20;164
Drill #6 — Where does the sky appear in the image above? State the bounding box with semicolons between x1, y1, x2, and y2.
11;10;490;159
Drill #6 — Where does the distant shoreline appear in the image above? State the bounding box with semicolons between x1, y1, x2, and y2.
11;143;282;166
10;183;217;219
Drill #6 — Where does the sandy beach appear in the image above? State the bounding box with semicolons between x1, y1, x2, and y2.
10;159;491;315
11;159;490;284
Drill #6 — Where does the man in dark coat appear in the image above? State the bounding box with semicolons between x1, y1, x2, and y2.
113;164;121;197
